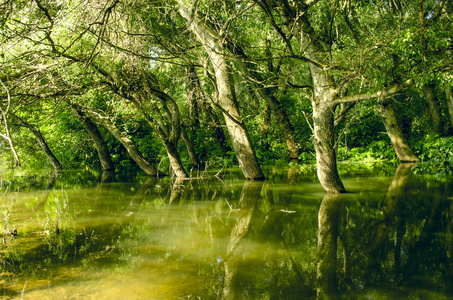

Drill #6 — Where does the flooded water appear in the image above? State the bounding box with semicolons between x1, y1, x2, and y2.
0;164;452;299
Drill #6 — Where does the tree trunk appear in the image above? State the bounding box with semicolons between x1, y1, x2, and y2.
313;101;346;193
446;85;453;129
379;102;419;162
185;66;200;130
422;83;442;132
162;139;187;178
28;126;62;171
83;108;161;176
256;88;299;162
138;101;188;178
0;133;21;167
72;107;115;171
178;4;264;180
180;125;200;168
185;66;231;152
224;41;300;163
297;15;346;193
216;72;264;180
0;116;21;167
11;113;61;170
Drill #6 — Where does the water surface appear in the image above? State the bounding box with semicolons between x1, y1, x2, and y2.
1;164;452;299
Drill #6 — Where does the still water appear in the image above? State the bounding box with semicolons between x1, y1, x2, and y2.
0;164;452;299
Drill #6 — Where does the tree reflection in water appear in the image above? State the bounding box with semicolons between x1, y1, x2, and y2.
317;192;342;300
1;165;452;299
222;180;262;300
315;162;453;299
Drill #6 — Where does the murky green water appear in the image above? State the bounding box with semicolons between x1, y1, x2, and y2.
1;164;452;299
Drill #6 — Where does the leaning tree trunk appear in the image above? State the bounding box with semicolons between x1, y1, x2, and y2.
178;4;264;180
256;88;299;162
225;42;300;162
83;109;160;176
136;93;188;179
212;62;264;180
72;107;115;171
185;66;231;153
379;102;419;162
180;125;200;168
162;139;187;178
27;126;62;171
11;113;61;170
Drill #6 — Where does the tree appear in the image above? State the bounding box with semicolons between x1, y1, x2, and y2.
248;0;430;192
177;2;265;180
378;101;419;162
71;106;115;171
0;80;20;167
73;102;161;176
10;112;62;171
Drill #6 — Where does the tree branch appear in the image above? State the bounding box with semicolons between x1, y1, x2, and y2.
332;79;413;105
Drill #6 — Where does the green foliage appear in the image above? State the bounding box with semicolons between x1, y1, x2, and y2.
337;140;398;164
412;134;453;179
337;103;385;148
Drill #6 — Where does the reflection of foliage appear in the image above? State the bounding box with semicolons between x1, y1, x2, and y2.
0;166;452;298
335;176;451;297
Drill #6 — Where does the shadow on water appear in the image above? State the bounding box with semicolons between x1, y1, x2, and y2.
0;164;452;299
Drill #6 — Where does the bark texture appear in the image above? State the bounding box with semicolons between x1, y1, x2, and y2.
422;83;442;132
180;125;200;168
11;113;61;170
162;139;187;178
72;107;115;171
225;42;300;162
379;103;419;162
185;66;231;152
313;102;346;193
256;87;299;161
83;109;160;176
185;66;200;130
178;4;264;180
297;10;346;193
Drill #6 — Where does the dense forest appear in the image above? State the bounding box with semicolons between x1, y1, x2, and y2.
0;0;452;193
